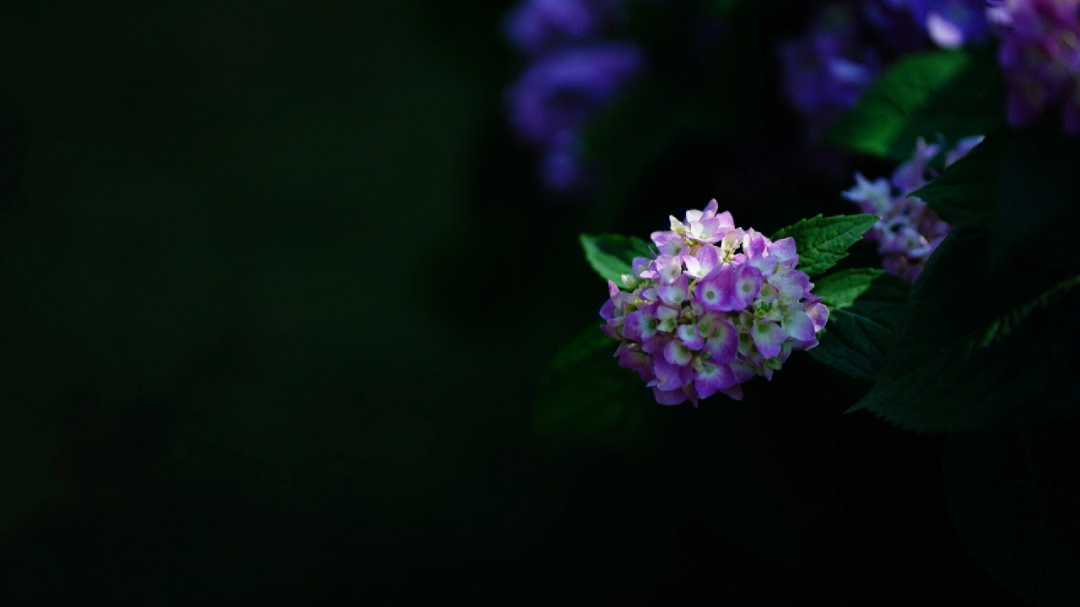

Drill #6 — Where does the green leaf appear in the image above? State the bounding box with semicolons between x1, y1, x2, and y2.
534;325;655;448
850;229;1080;432
579;233;653;284
825;48;1004;161
771;214;878;276
913;122;1080;276
807;268;909;380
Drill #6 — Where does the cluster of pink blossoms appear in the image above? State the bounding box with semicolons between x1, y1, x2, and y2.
842;135;982;282
599;201;829;405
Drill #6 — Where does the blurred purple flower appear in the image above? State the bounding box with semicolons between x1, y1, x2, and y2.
779;39;881;135
990;0;1080;134
505;0;603;54
842;135;983;282
781;1;988;137
506;44;644;146
503;0;644;193
904;0;991;48
780;3;901;136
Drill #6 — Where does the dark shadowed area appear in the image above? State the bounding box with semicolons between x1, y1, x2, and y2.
0;1;1059;600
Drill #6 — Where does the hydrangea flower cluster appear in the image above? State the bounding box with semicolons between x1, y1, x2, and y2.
504;0;644;192
599;201;829;405
842;135;983;282
989;0;1080;133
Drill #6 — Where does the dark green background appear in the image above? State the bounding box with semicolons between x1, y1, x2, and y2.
0;1;1023;599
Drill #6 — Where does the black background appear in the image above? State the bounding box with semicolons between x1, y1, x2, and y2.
0;1;1019;600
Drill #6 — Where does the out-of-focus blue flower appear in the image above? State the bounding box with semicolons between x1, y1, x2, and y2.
503;0;644;193
780;1;988;136
505;0;612;55
506;44;644;146
779;4;888;136
903;0;991;48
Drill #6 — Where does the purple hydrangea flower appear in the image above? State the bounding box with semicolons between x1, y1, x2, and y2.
842;135;984;282
506;44;645;147
903;0;991;48
598;200;829;406
990;0;1080;134
503;0;645;192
